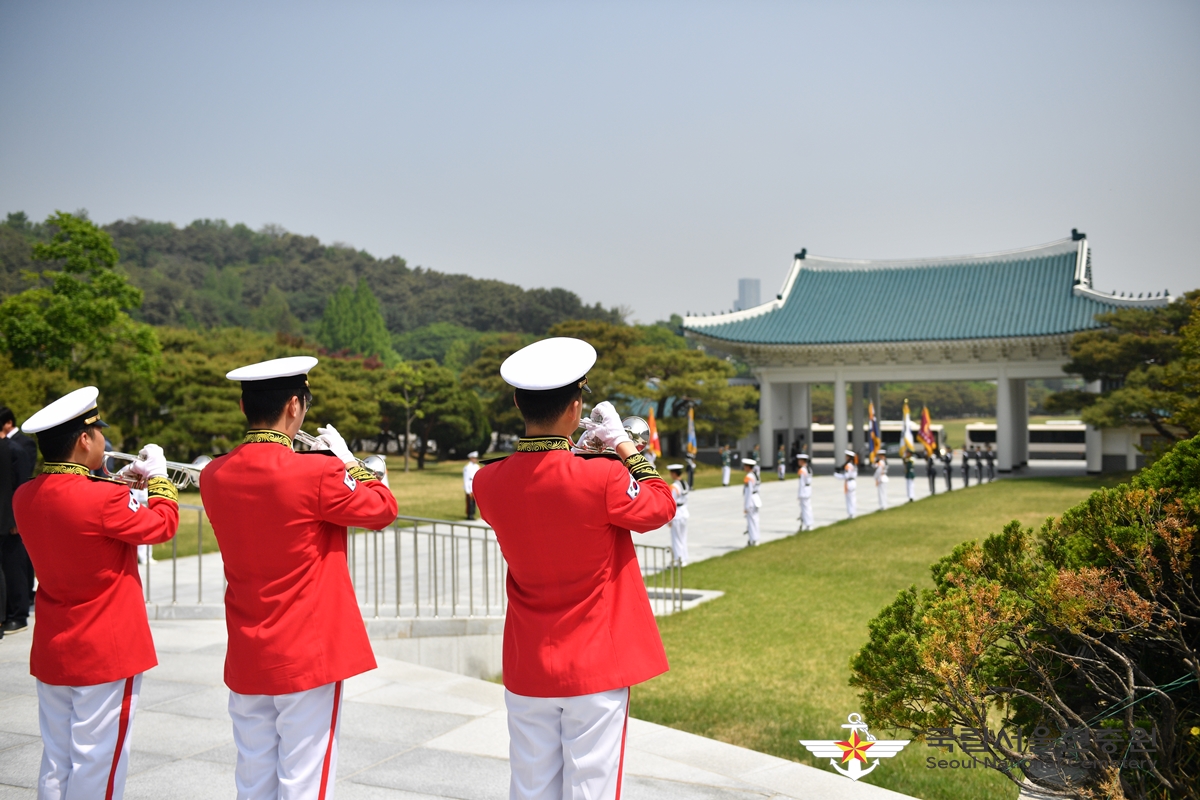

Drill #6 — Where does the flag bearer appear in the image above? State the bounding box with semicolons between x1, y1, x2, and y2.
925;452;937;495
796;453;814;531
904;455;917;503
835;449;858;519
776;444;787;480
14;386;180;800
667;464;690;565
471;337;676;800
200;356;398;800
742;458;761;545
874;453;889;510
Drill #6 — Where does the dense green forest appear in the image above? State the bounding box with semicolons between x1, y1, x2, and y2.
0;212;622;338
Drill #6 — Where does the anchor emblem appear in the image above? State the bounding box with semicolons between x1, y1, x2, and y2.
800;713;911;781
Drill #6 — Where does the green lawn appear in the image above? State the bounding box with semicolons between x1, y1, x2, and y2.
634;474;1129;800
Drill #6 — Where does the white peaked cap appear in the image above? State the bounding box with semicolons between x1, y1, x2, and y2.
467;451;479;458
21;386;107;434
742;458;757;466
227;356;318;383
500;338;597;391
666;463;684;471
845;449;857;456
796;453;809;460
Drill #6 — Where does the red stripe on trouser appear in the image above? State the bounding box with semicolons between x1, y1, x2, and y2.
104;677;135;800
614;687;631;800
317;681;343;800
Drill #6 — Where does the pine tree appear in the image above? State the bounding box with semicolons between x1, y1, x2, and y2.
317;280;394;360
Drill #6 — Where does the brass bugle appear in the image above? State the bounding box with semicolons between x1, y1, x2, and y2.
575;415;650;454
293;430;388;480
103;451;212;490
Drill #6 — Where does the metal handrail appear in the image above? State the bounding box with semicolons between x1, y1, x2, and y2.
142;508;683;618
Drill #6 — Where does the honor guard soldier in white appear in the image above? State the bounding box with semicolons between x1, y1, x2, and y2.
795;453;814;530
836;449;859;519
666;464;689;564
463;450;481;520
471;337;677;800
14;387;180;800
741;458;760;545
200;357;398;800
874;453;890;510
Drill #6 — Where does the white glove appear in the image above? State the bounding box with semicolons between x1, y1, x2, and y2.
316;424;356;465
127;444;168;479
588;401;632;451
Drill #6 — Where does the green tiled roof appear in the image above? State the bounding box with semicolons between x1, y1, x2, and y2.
684;238;1141;346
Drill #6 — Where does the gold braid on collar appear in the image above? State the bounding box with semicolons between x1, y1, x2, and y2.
41;462;90;477
243;430;293;448
515;436;571;453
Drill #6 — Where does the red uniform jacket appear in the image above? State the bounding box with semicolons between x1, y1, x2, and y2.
200;432;398;695
473;437;676;697
14;465;179;686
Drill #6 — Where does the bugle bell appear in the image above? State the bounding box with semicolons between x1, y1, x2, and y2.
574;413;650;454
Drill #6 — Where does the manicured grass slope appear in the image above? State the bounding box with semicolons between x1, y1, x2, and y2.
635;475;1124;800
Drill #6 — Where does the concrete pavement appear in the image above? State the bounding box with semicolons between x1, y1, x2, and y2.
0;620;915;799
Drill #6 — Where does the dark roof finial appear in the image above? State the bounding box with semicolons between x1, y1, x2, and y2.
1071;228;1086;241
795;248;807;260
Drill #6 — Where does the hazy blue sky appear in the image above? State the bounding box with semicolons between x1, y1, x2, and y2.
2;1;1196;322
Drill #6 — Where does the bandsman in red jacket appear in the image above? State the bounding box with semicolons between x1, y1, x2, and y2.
200;356;397;800
14;386;180;800
472;337;677;800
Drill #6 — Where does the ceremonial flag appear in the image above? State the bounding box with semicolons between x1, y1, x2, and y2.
867;401;882;461
647;406;662;457
901;399;916;457
918;406;936;456
686;406;697;456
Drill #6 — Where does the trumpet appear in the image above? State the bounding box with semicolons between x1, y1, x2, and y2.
574;415;651;454
104;452;212;490
293;430;389;480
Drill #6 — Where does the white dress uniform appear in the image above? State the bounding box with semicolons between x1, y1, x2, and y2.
669;471;689;564
835;453;858;519
796;460;814;531
463;455;481;520
874;459;889;510
742;464;761;545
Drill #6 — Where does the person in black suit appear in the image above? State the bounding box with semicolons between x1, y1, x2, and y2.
0;406;36;634
0;434;13;640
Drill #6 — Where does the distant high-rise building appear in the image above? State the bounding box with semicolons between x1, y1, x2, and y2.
733;278;761;311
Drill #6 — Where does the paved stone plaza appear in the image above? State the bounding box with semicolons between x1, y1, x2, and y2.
0;620;914;799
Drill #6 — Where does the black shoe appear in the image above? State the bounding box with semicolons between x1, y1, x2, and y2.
2;620;27;634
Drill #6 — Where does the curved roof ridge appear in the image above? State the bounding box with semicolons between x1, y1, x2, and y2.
803;237;1077;271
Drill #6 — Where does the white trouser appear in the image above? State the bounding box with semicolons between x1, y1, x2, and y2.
669;517;689;563
228;681;344;800
777;464;785;480
721;466;730;485
798;496;813;530
746;509;760;544
876;483;888;510
37;674;141;800
845;486;856;519
906;477;915;501
506;687;630;800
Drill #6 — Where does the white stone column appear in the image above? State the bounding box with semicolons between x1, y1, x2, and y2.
1085;379;1102;473
996;369;1013;472
758;377;773;468
833;375;848;462
851;382;866;455
791;383;811;456
1013;379;1029;466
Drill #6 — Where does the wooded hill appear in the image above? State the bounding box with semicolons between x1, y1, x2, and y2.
0;212;622;336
